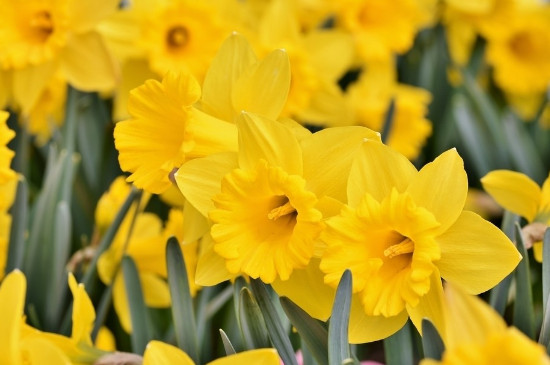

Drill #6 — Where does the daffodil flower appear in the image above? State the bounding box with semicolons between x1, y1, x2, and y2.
421;283;550;365
143;341;279;365
319;141;521;343
0;270;106;364
481;169;550;261
0;0;120;112
176;112;379;319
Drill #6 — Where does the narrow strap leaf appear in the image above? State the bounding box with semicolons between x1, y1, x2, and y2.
250;278;298;365
220;329;237;355
421;319;445;360
280;296;328;365
383;321;414;365
328;270;352;365
166;236;200;363
513;223;535;339
239;287;271;350
122;255;152;354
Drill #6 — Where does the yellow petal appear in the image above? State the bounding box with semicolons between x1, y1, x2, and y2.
304;30;354;82
301;127;381;202
21;337;71;365
195;234;236;286
237;112;302;175
183;200;210;244
406;270;446;338
0;270;26;365
143;341;195;365
538;173;550;220
348;293;409;344
407;149;467;234
442;283;507;349
60;31;118;91
68;273;95;345
481;170;541;222
258;0;301;46
0;70;10;108
112;59;157;121
201;33;257;122
208;349;280;365
67;0;120;34
232;49;291;120
95;326;116;352
112;274;132;333
272;259;335;321
141;273;171;308
175;152;238;217
436;211;521;294
348;140;417;207
13;61;57;114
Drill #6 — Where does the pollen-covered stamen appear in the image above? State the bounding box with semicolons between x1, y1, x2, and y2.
267;197;296;220
30;11;54;42
167;26;189;49
384;237;414;258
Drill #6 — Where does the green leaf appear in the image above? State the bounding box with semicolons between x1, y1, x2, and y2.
381;99;395;144
383;321;414;365
489;211;518;315
328;270;352;365
539;228;550;351
513;223;535;339
451;93;492;177
421;319;445;360
249;279;298;365
81;187;141;288
166;236;199;363
238;287;271;350
280;297;328;365
542;228;550;315
220;329;237;355
122;255;152;354
5;177;27;274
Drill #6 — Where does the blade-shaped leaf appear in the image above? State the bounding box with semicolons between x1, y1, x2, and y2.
220;329;237;355
122;255;152;354
421;319;445;360
239;287;271;350
513;223;534;339
166;236;199;363
250;279;298;365
328;270;352;365
280;296;328;365
383;321;414;365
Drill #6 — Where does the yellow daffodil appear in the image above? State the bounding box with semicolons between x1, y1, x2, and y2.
177;111;380;319
143;341;279;365
114;70;237;194
343;62;432;160
0;270;72;364
485;4;550;96
0;270;106;364
319;141;521;343
481;170;550;261
421;283;550;365
334;0;433;61
254;0;354;123
0;0;119;112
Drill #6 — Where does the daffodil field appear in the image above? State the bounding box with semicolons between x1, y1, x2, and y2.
2;0;550;364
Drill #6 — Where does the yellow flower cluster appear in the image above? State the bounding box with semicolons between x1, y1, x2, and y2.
112;34;521;344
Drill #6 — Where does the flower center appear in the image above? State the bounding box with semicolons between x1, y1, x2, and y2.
267;197;296;220
166;26;189;50
508;31;546;62
384;236;414;258
30;11;54;43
